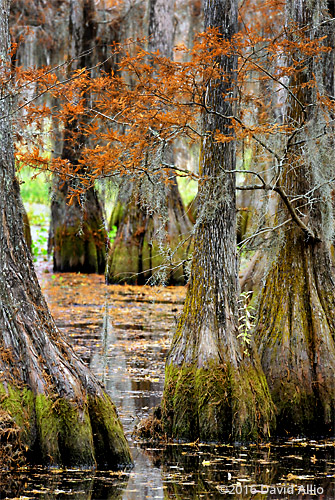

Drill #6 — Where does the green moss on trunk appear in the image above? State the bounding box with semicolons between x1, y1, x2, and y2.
162;358;274;443
107;182;193;285
0;384;132;468
108;236;189;285
54;221;106;274
109;201;125;230
88;395;131;468
256;235;335;436
50;184;107;275
0;385;35;448
35;395;96;466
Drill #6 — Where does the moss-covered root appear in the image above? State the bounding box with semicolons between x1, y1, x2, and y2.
88;394;132;468
161;360;274;443
35;395;96;466
0;408;25;468
0;385;132;468
134;406;164;442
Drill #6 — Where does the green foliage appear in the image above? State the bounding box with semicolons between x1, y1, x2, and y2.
108;225;117;244
17;167;50;205
31;227;48;261
177;177;198;206
238;291;255;354
26;210;47;226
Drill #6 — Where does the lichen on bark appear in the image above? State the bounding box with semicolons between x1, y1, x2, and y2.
160;0;275;443
0;0;131;468
255;0;335;436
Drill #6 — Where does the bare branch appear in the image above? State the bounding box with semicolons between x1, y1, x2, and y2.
236;180;320;242
238;219;291;250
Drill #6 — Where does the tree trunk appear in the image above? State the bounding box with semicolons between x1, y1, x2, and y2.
22;204;32;253
107;179;192;285
255;0;335;435
160;0;274;442
0;0;131;467
49;0;107;274
107;0;193;286
148;0;174;58
50;181;107;274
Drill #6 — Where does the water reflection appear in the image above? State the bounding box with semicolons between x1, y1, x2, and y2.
90;299;167;499
3;267;334;499
156;440;335;499
0;468;127;499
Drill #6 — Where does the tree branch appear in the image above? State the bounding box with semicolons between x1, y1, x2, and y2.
236;181;320;242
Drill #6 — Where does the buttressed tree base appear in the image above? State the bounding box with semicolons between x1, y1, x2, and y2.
160;0;275;443
0;0;131;468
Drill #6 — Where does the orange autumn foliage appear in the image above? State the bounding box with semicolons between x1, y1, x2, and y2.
6;5;334;204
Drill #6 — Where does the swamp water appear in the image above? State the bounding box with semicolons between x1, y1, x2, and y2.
1;261;334;499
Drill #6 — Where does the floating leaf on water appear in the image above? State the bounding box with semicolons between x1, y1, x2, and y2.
286;473;315;480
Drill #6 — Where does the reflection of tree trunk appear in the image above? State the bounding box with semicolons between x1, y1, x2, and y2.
107;0;192;285
160;0;274;442
0;469;127;498
0;0;131;468
49;0;107;274
256;0;335;435
161;445;276;499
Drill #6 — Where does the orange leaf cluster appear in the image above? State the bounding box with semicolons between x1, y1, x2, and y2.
9;9;333;203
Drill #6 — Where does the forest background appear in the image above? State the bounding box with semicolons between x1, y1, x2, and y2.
0;0;334;469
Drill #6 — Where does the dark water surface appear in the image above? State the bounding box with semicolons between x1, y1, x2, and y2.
1;260;334;499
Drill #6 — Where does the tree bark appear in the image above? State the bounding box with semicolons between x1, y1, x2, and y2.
0;0;131;467
160;0;274;442
50;181;107;274
107;0;193;286
255;0;335;435
148;0;174;58
48;0;107;274
22;204;32;253
107;179;192;285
